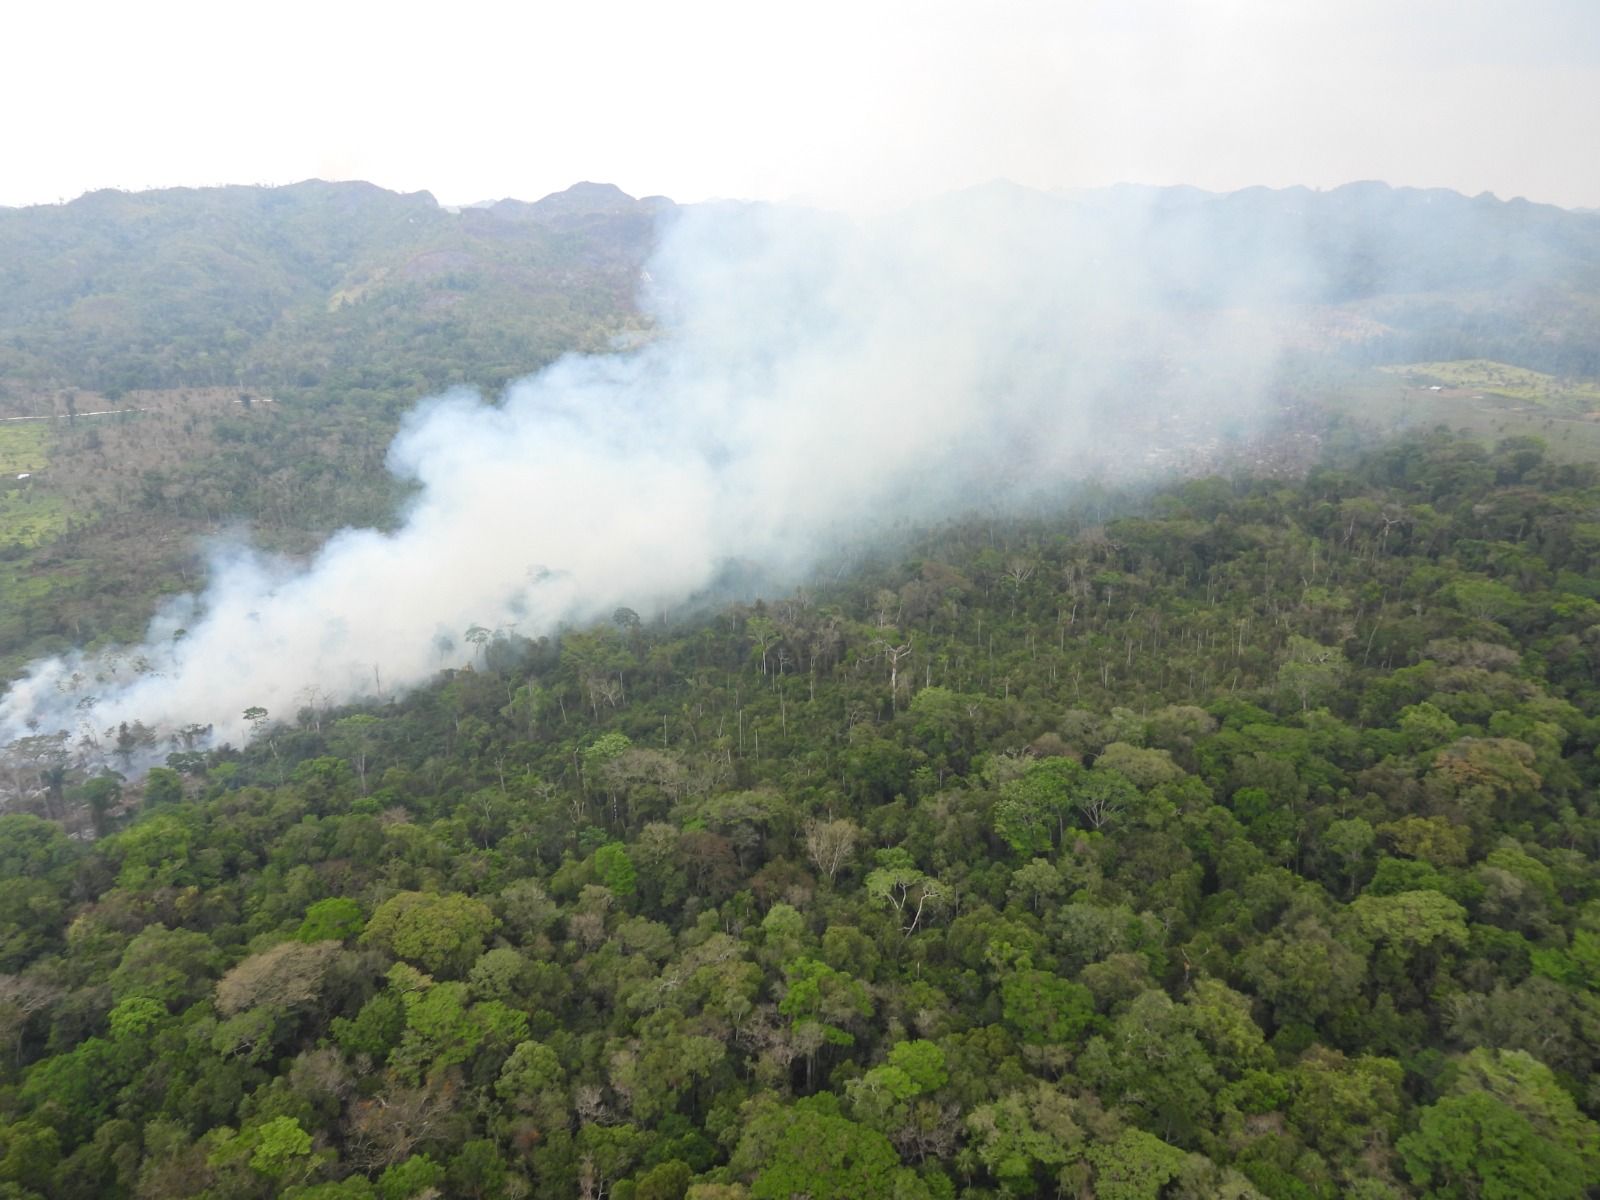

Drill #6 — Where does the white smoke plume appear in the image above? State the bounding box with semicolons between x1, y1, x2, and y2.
0;185;1318;753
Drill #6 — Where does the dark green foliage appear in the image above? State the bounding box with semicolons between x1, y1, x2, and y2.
2;431;1599;1196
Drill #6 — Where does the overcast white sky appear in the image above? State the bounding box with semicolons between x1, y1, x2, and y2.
6;0;1599;210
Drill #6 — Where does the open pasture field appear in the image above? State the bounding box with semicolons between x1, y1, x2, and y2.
0;491;70;549
0;423;52;474
1378;358;1600;412
1318;361;1600;464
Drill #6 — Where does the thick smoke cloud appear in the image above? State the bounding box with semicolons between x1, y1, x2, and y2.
0;186;1317;754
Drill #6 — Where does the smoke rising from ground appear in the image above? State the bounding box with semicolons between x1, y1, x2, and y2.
0;185;1320;753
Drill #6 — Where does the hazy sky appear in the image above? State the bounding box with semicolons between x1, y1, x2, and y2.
8;0;1600;210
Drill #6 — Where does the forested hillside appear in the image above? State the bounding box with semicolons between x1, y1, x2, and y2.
0;181;658;679
2;430;1597;1199
3;179;1599;688
0;180;662;400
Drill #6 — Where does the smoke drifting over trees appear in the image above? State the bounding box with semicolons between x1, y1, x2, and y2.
2;181;1592;751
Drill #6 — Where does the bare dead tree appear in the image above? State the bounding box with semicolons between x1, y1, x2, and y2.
804;817;860;885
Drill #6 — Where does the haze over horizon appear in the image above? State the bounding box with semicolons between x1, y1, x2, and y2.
7;0;1600;751
13;175;1600;218
9;0;1600;212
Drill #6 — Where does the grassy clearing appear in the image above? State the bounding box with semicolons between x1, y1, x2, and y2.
1327;366;1600;465
0;491;71;547
0;423;68;548
1378;359;1600;411
0;423;52;474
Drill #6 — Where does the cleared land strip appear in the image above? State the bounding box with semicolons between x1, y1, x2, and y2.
0;407;145;422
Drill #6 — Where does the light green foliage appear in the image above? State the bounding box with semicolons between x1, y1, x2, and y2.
1008;857;1064;913
1531;926;1600;990
847;1039;950;1135
888;1039;948;1093
1084;1128;1188;1200
594;842;638;897
0;425;50;475
964;1083;1084;1196
377;1153;444;1200
108;923;223;1009
497;878;558;942
1427;737;1543;814
1276;637;1350;711
609;1011;727;1121
361;890;496;977
577;1121;647;1195
446;1138;509;1197
497;1039;566;1100
106;995;166;1041
1289;1047;1404;1162
387;967;529;1082
1396;702;1460;754
297;897;365;943
1322;816;1374;868
0;1118;61;1194
1399;1049;1600;1198
994;757;1082;853
1238;914;1367;1024
1072;765;1143;830
1380;359;1600;408
0;487;69;549
212;1006;280;1065
1093;742;1183;789
466;946;527;1003
1349;890;1470;970
1377;814;1471;867
285;1180;377;1199
1444;578;1523;623
331;990;405;1060
863;848;945;934
632;1159;693;1200
908;685;988;760
249;1115;313;1177
17;1039;117;1143
1183;979;1271;1071
739;1098;908;1200
140;766;184;807
1078;987;1249;1140
391;977;477;1077
1001;969;1095;1046
758;902;807;966
108;811;194;890
584;731;634;779
779;957;873;1046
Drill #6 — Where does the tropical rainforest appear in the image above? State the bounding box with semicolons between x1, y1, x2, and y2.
1;181;1600;1199
0;428;1596;1199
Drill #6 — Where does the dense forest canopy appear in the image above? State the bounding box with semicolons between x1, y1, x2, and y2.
0;426;1598;1198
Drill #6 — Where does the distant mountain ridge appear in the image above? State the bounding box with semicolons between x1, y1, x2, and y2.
3;177;1599;405
0;180;673;403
